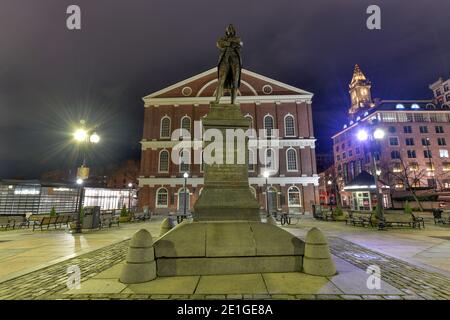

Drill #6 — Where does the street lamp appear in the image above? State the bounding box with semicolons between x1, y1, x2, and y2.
183;172;189;216
72;123;100;234
75;178;84;233
127;182;133;213
357;122;385;228
263;171;270;218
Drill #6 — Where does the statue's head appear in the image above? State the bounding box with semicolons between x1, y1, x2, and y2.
225;24;236;37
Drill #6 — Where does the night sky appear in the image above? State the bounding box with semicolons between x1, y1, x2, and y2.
1;0;450;179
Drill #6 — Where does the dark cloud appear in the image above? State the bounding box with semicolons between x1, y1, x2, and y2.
1;0;450;178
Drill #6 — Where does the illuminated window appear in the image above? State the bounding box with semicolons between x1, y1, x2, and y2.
439;149;449;158
287;186;301;207
248;149;255;172
160;116;171;138
264;115;275;137
181;116;191;133
179;150;190;172
284;115;295;137
158;150;169;172
156;188;168;207
286;148;298;171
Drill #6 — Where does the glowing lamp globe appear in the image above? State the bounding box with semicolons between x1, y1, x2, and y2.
357;129;369;141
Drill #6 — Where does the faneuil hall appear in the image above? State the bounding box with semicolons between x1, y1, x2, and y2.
137;68;319;215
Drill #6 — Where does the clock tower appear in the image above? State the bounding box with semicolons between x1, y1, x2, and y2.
348;64;373;118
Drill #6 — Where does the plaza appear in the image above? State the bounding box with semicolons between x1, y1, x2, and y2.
0;215;448;300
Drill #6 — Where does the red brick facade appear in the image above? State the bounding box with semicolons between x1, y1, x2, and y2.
138;68;319;215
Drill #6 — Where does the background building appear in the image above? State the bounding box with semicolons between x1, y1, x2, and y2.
429;77;450;106
332;66;450;208
138;68;319;214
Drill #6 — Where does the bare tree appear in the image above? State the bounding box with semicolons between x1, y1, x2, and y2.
379;157;427;211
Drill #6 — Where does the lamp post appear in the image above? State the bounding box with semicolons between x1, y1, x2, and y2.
357;121;385;229
183;172;189;216
425;138;437;191
263;171;270;217
127;182;133;213
73;124;100;234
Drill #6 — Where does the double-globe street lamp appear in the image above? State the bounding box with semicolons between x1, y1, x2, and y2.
73;125;100;234
356;120;385;229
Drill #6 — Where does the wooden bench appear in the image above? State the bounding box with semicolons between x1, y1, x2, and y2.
32;216;59;230
132;211;151;222
99;213;120;229
0;216;13;230
346;211;374;227
380;213;424;229
279;212;301;225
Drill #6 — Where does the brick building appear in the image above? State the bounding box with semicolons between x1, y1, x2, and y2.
138;68;319;214
332;65;450;208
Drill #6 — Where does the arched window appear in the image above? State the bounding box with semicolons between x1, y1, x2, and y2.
159;150;169;172
181;116;191;133
284;115;295;137
160;116;171;138
264;114;274;137
248;149;256;171
249;186;257;199
287;186;301;207
179;149;190;172
156;188;168;207
286;148;298;171
245;115;253;129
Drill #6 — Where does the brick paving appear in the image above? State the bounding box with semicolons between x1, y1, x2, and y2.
0;240;130;300
0;236;448;300
328;237;450;300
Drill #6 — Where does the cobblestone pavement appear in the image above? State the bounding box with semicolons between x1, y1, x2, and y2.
0;237;448;300
328;237;450;300
0;240;130;300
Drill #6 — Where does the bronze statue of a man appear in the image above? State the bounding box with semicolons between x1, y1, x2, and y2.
214;24;243;105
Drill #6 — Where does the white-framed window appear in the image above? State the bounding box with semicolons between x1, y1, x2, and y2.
160;116;171;138
179;149;190;172
181;116;191;133
264;114;274;137
284;114;295;137
244;114;253;129
439;149;449;158
286;148;298;171
156;187;168;207
158;150;169;172
287;186;301;207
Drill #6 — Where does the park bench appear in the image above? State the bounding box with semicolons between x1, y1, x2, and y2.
32;216;59;230
432;209;449;225
99;213;120;229
0;216;13;230
346;211;374;227
279;212;301;225
379;213;424;229
8;215;29;229
132;210;151;222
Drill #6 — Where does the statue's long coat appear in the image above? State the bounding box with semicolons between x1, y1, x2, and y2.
217;36;243;90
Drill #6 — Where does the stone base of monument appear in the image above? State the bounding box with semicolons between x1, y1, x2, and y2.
153;221;304;276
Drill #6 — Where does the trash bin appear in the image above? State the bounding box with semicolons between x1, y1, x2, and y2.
82;206;101;229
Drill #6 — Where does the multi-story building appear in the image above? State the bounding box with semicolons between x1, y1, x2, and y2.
106;159;140;189
138;68;319;214
332;66;450;208
429;77;450;106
